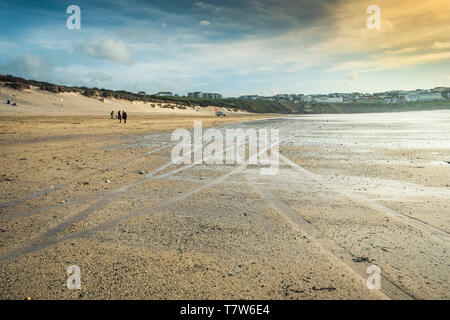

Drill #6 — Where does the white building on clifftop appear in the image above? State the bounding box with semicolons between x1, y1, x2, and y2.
405;92;443;102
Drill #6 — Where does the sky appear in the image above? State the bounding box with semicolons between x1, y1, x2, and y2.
0;0;450;97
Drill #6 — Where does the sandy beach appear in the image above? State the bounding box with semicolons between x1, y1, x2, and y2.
0;90;448;299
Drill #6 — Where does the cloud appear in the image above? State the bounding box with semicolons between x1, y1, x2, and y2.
2;0;450;95
52;64;114;87
81;38;133;65
386;48;418;55
195;2;207;9
0;54;54;79
310;0;450;81
321;0;450;53
433;41;450;49
330;51;450;74
0;55;115;88
346;72;360;83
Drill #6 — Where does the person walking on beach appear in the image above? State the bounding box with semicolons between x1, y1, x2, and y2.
122;111;127;124
110;110;114;119
118;110;122;123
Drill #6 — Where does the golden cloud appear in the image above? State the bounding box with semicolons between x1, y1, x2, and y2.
320;0;450;72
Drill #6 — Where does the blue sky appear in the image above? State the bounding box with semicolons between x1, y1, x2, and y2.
1;0;450;96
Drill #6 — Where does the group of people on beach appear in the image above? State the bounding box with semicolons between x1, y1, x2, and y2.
110;110;127;123
6;97;17;106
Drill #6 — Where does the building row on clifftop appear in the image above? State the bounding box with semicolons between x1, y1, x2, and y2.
239;87;450;104
187;92;223;99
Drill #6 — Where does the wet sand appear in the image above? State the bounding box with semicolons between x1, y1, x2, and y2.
0;111;449;299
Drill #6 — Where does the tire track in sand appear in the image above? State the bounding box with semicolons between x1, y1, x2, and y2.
0;117;281;212
279;153;450;243
0;144;171;210
5;119;293;242
247;178;415;300
0;123;289;264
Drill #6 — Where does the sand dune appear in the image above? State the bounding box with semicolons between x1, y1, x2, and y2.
0;84;246;116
